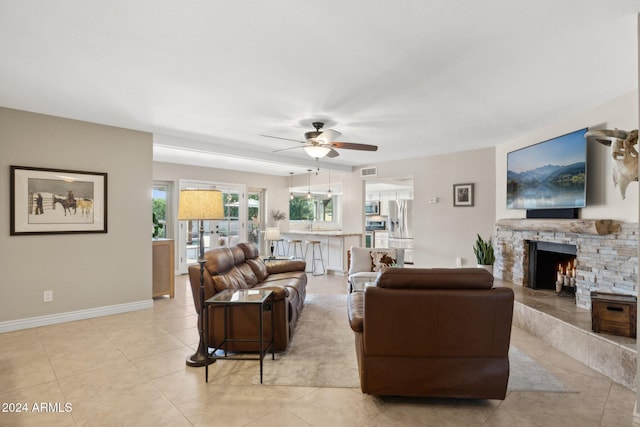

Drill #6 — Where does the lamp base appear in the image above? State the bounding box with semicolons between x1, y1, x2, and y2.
185;337;215;367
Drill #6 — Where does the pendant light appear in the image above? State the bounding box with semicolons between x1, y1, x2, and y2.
327;170;332;199
307;169;312;199
289;172;294;200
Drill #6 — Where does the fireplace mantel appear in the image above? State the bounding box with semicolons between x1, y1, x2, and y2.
496;219;619;236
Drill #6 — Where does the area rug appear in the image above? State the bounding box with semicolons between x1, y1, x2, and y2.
253;294;573;393
255;293;358;388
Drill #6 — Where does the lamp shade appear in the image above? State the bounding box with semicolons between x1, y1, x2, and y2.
264;227;281;241
304;145;331;159
177;189;224;220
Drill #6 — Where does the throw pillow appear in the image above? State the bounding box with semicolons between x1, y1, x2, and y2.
349;246;374;274
371;250;397;272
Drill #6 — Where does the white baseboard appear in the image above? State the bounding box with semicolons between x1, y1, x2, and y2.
0;300;154;333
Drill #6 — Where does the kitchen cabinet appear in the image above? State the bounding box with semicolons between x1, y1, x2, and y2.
380;194;389;216
374;231;388;248
152;239;175;298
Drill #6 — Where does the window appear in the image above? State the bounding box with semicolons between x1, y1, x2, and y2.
152;183;169;238
289;196;315;221
289;194;337;222
247;190;262;244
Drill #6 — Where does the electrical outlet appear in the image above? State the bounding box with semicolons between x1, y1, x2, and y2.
43;290;53;303
456;257;463;268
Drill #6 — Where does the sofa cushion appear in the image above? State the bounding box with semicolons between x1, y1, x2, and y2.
377;268;494;290
246;258;269;282
204;247;235;275
237;263;259;287
212;266;249;292
230;245;246;265
237;242;260;259
266;259;306;274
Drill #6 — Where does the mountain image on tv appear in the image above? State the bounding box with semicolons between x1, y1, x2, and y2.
507;128;587;209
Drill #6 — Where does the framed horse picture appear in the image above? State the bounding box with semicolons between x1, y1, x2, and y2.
10;166;108;235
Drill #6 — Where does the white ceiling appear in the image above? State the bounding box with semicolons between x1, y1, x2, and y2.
1;1;639;176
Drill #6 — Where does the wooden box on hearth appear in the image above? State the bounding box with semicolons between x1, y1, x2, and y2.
591;291;637;338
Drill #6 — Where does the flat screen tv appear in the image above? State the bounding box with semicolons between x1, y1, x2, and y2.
507;128;587;210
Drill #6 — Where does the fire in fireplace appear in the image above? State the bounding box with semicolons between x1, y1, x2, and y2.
527;241;577;293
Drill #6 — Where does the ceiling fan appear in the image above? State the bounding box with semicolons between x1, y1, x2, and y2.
261;122;378;159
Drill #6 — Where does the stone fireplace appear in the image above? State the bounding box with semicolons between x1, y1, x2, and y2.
494;219;638;310
528;241;577;292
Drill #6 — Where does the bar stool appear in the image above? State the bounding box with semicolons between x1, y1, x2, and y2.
306;240;325;275
288;239;304;260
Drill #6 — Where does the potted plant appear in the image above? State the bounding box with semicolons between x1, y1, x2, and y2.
473;234;495;274
270;209;287;225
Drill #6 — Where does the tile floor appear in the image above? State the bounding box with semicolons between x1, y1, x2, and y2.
0;273;637;426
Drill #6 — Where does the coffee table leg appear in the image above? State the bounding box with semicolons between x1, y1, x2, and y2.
271;294;275;360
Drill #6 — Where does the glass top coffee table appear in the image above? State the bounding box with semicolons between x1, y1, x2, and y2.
203;289;275;383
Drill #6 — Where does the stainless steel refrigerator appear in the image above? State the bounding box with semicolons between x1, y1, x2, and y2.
388;200;414;263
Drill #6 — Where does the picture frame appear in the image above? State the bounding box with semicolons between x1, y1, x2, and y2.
453;183;474;207
10;165;108;235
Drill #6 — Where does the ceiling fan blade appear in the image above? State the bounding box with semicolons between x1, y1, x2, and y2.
272;145;304;153
316;129;342;144
261;134;306;144
327;148;340;158
330;142;378;151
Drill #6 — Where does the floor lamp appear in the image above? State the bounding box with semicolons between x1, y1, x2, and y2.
178;189;224;367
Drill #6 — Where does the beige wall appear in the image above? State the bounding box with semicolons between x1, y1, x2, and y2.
0;108;153;323
355;147;497;268
153;160;290;226
496;91;639;223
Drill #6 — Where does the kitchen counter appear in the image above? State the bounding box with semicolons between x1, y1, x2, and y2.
281;231;363;272
284;230;362;237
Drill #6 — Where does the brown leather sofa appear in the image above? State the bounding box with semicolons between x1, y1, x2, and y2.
188;242;306;352
347;267;514;399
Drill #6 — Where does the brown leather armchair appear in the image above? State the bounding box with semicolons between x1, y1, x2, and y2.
347;267;514;399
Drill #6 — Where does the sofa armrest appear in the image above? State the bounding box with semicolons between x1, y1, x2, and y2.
266;259;306;274
347;291;364;332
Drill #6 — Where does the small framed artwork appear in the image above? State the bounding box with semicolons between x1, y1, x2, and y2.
453;183;474;207
10;166;108;235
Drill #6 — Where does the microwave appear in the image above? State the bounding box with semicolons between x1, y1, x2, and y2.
365;201;380;215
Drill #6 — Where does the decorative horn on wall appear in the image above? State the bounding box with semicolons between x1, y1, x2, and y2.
585;128;638;199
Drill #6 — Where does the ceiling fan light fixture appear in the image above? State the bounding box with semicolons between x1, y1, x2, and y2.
304;145;331;158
